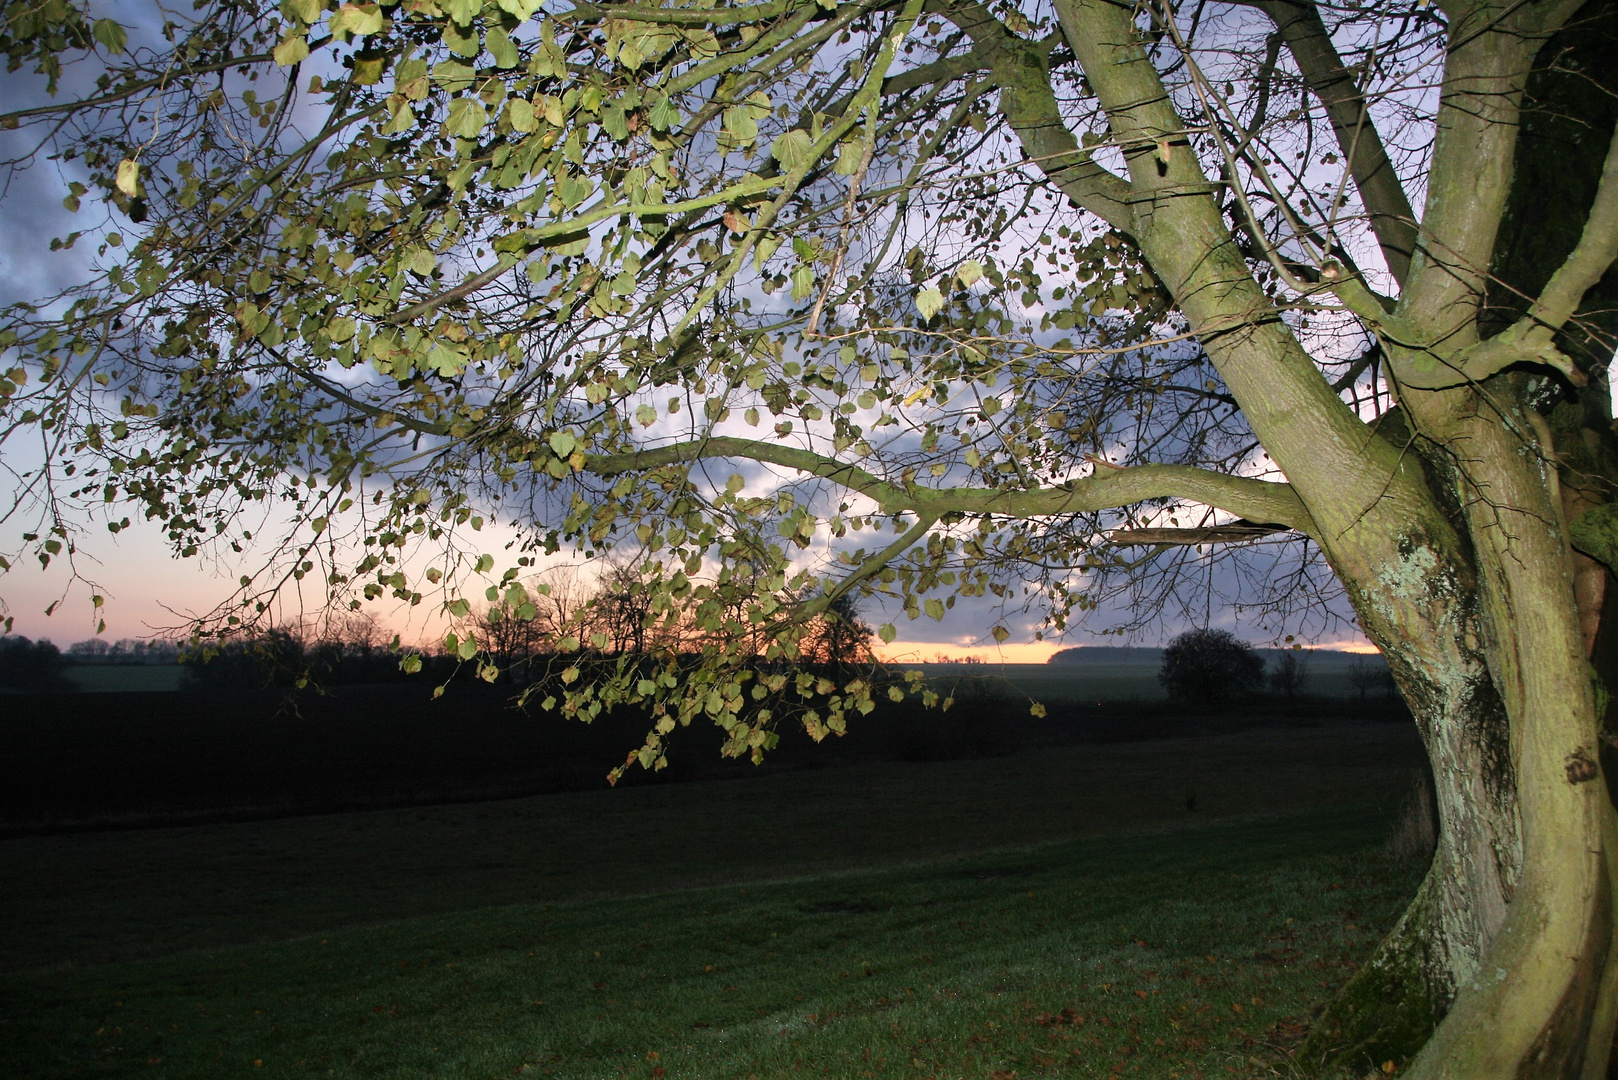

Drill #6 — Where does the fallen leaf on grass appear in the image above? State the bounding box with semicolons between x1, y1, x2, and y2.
1033;1008;1084;1027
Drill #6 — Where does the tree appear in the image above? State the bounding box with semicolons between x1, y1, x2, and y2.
798;593;875;666
0;635;69;691
1269;649;1311;700
473;592;552;673
1158;628;1265;703
1347;656;1382;703
2;0;1617;1069
180;627;307;689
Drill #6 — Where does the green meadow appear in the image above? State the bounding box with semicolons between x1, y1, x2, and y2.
1;724;1427;1079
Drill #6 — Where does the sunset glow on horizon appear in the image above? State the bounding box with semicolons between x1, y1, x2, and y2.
873;637;1380;665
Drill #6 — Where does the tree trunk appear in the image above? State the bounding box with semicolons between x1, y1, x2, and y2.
1300;415;1618;1076
1297;3;1618;1071
1299;656;1519;1067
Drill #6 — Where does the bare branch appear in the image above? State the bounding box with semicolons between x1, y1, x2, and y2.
1254;0;1419;285
1524;122;1618;335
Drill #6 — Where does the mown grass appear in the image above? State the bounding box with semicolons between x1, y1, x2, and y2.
1;725;1423;972
1;807;1422;1080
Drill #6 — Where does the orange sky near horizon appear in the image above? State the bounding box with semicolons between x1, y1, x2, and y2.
873;638;1380;664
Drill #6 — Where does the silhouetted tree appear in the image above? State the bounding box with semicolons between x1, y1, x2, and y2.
1269;651;1313;700
1159;630;1265;704
180;628;307;690
0;636;69;691
1347;657;1374;702
799;595;875;667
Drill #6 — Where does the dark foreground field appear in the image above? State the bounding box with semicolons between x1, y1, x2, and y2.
1;682;1408;835
0;722;1428;1079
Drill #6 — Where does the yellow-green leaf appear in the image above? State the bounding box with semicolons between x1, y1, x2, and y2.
507;99;537;132
486;25;519;68
335;1;383;36
770;130;813;170
115;160;141;197
915;287;944;320
93;18;128;54
444;97;487;138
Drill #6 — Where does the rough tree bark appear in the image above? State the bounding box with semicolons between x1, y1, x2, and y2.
1033;0;1618;1072
1297;3;1618;1071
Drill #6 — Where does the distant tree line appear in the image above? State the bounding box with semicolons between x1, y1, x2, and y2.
177;565;876;692
3;566;876;694
1;635;188;691
65;638;182;664
178;625;429;691
458;564;874;681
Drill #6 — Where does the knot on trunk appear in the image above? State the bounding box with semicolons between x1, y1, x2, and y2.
1565;749;1600;785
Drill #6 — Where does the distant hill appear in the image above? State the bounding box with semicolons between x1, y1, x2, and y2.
1047;646;1162;665
1259;649;1384;668
1048;645;1383;667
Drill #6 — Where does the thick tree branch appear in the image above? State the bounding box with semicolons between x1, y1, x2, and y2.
1525;121;1618;335
0;44;315;127
588;436;1318;533
800;511;940;617
1389;127;1616;392
1254;0;1419;286
569;0;804;27
1396;22;1544;337
946;2;1133;234
387;174;781;324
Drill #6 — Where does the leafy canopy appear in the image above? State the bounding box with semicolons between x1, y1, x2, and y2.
0;0;1559;774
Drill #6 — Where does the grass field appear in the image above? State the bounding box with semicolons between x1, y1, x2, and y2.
0;722;1427;1078
0;812;1420;1080
907;661;1383;705
59;666;187;694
